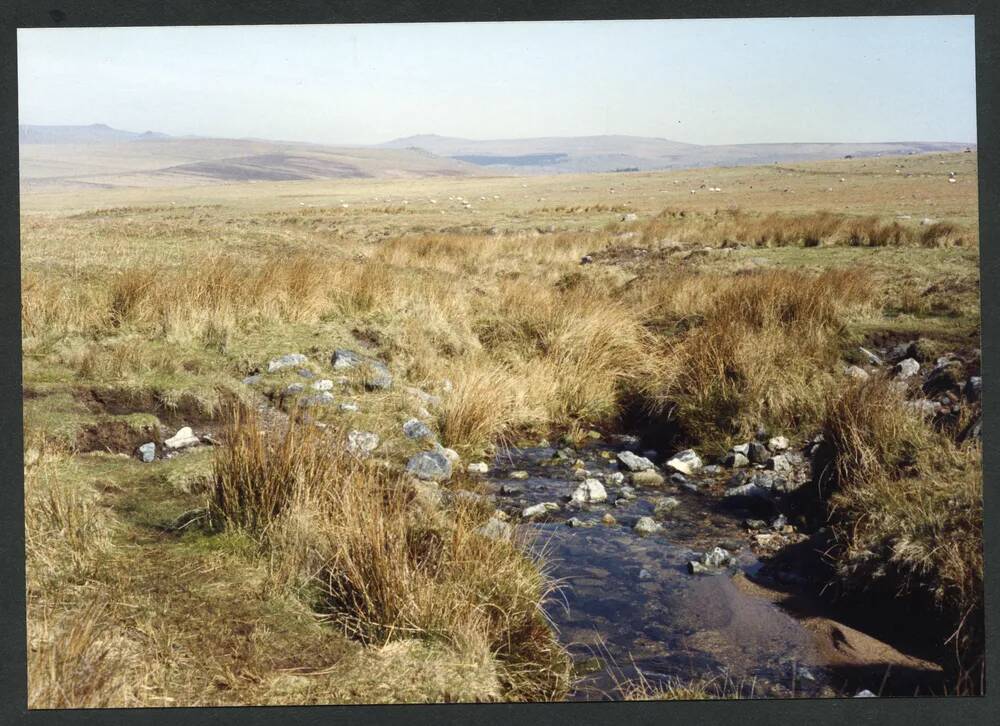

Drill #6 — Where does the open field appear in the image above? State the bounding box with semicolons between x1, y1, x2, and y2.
21;151;983;705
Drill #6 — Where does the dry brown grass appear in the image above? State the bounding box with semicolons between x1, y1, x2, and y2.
635;208;976;249
632;268;877;447
819;378;984;687
210;408;570;700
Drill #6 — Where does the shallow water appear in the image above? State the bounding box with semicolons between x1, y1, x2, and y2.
487;442;837;699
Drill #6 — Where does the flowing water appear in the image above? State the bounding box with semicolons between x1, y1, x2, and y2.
486;441;840;699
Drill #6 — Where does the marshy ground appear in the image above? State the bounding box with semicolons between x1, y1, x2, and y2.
21;151;983;705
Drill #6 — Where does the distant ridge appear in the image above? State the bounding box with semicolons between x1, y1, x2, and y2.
19;125;975;188
19;123;171;144
379;133;974;174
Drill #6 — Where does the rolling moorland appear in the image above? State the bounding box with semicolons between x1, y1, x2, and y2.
19;124;971;189
21;141;983;704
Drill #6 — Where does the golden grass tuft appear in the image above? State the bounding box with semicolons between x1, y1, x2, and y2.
209;409;570;700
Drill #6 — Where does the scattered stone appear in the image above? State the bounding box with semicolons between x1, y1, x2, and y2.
572;468;590;480
467;462;489;475
634;516;662;535
523;502;559;518
476;517;512;541
434;445;460;464
744;519;767;530
566;517;591;528
767;436;789;452
499;484;522;496
747;441;769;465
138;442;156;463
732;443;751;456
701;465;722;475
297;368;315;379
283;383;305;395
347;430;380;457
618;485;637;500
766;454;792;475
406;450;452;481
605;471;626;486
631;470;665;487
241;374;262;386
724;452;750;469
331;349;393;390
164;426;200;451
300;391;335;407
580;255;593;265
602;513;618;525
854;690;877;698
339;403;359;413
617;450;656;472
666;449;702;475
268;353;307;372
755;533;785;548
859;346;883;366
893;358;921;379
653;497;680;514
586;429;602;440
312;379;335;391
509;470;530;480
844;365;869;380
402;418;434;440
906;399;942;417
688;547;737;575
638;569;652;580
571;479;608;505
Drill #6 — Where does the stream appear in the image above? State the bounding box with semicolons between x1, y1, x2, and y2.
485;440;840;700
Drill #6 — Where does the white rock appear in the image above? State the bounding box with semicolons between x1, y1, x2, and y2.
666;449;702;475
844;365;869;380
435;445;460;464
634;516;662;535
312;379;335;391
347;430;379;457
164;426;200;450
523;502;558;518
605;471;626;486
571;479;608;505
467;462;489;475
617;451;656;472
894;358;921;379
267;353;307;372
767;436;790;452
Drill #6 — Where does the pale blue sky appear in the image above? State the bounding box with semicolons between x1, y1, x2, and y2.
17;16;977;145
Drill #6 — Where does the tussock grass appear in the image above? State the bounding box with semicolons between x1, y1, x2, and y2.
210;409;570;700
635;208;975;249
820;378;984;686
634;268;877;447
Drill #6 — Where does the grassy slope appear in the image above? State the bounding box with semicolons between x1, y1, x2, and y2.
21;151;982;704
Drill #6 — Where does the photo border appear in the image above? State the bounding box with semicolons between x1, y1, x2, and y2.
1;1;995;724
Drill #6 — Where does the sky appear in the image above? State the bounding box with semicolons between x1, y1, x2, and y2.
17;16;977;146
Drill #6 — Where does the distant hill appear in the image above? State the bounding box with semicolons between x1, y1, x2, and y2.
380;134;974;174
19;125;975;189
19;123;171;144
19;127;485;189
